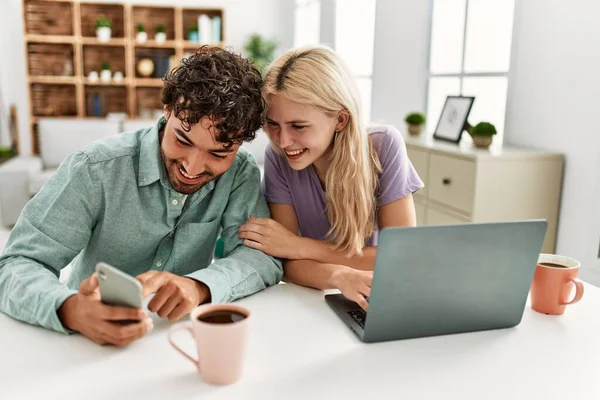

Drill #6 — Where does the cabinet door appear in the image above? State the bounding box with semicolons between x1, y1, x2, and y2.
426;206;470;226
414;201;426;226
406;147;428;198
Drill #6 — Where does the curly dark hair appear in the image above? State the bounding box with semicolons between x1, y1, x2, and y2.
161;46;265;144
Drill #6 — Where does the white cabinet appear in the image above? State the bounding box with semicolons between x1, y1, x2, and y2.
406;137;563;254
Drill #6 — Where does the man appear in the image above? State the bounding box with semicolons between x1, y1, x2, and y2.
0;46;282;346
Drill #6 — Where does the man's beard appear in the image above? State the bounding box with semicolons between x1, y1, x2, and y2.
160;149;214;195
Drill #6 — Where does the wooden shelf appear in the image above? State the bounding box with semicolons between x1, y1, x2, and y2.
182;41;224;49
133;78;163;87
134;40;177;48
26;34;75;44
30;76;77;84
81;37;126;46
23;0;225;154
84;79;129;86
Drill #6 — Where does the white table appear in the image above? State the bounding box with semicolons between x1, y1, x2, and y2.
2;282;600;400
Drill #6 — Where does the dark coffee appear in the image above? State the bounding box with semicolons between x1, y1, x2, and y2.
539;262;568;268
198;310;246;324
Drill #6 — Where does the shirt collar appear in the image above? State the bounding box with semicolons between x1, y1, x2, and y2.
138;116;168;188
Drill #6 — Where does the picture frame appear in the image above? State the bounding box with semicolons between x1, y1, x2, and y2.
433;96;475;144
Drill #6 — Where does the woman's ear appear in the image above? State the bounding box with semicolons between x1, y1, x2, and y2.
163;105;171;120
335;109;350;132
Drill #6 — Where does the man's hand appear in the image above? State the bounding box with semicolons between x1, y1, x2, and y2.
57;273;153;346
137;271;210;321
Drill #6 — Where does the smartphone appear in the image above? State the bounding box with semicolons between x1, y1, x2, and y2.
96;262;143;309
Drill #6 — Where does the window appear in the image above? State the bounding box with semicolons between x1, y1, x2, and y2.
293;0;377;123
335;0;377;123
294;0;321;47
427;0;515;142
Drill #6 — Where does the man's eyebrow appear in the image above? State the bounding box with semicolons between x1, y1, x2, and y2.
210;147;236;154
174;128;196;146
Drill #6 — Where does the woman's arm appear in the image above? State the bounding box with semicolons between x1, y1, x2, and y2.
282;259;373;310
295;194;418;270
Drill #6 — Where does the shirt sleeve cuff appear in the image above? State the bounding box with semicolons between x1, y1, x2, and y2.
51;288;79;335
186;268;231;304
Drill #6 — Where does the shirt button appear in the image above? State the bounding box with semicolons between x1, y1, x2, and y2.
156;260;163;267
171;199;179;205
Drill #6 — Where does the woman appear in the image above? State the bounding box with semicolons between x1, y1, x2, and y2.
239;45;423;310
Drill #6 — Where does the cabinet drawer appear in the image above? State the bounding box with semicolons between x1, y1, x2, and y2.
406;147;428;198
428;154;476;214
426;206;470;225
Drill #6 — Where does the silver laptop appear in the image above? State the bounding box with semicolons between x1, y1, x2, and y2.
325;220;548;343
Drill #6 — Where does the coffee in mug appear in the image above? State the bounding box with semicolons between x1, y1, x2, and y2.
168;304;250;385
197;310;246;324
531;254;584;315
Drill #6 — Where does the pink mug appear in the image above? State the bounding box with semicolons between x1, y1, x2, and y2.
530;254;584;315
168;303;250;385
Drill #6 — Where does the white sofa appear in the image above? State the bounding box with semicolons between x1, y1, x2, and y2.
0;119;269;227
0;119;123;226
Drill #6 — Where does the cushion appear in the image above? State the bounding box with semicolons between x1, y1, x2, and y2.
38;119;121;169
28;168;57;195
121;119;156;133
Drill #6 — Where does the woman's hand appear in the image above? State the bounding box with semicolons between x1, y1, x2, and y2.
238;217;304;259
331;267;373;311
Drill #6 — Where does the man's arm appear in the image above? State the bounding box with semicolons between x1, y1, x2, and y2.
0;152;99;333
185;155;283;302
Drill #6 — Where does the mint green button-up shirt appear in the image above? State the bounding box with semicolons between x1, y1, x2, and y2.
0;117;283;333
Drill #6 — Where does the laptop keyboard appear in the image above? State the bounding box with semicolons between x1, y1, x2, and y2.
347;309;366;328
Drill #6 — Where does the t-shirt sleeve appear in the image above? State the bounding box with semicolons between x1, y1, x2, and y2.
262;145;294;205
376;126;425;206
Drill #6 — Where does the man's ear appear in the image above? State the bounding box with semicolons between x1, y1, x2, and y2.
335;109;350;132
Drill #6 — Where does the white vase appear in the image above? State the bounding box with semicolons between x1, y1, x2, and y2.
88;71;99;82
113;71;124;83
100;69;111;83
136;31;147;44
155;32;166;44
96;27;111;42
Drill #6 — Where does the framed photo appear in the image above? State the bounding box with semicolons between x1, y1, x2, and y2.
433;96;475;144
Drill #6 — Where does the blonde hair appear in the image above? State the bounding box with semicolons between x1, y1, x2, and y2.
262;45;381;256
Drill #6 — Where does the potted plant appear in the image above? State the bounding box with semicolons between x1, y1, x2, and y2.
136;23;147;44
95;15;112;42
404;112;426;136
155;24;167;44
100;61;111;83
468;121;497;148
0;146;14;165
187;26;199;42
243;33;278;74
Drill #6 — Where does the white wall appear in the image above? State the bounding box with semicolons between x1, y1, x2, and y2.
370;0;432;131
0;1;28;153
0;0;294;155
504;0;600;284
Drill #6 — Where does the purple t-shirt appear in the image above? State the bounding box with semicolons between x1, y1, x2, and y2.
262;125;424;245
